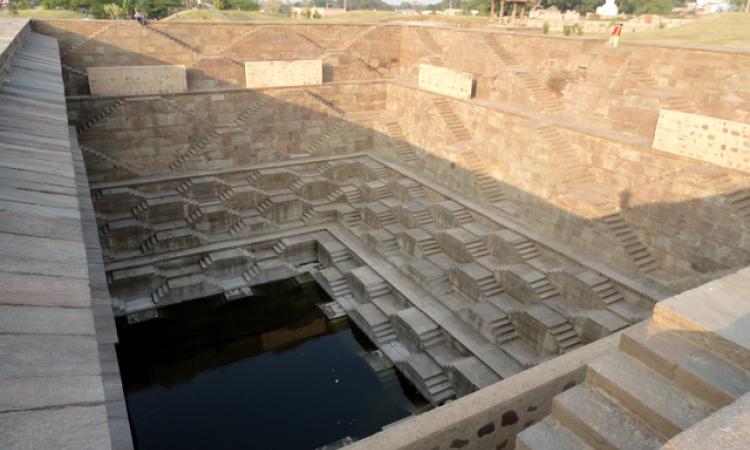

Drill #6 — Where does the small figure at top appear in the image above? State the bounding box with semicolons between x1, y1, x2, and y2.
609;23;623;48
134;10;146;26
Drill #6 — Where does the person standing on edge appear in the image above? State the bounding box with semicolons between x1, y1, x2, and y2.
134;10;145;26
610;23;623;48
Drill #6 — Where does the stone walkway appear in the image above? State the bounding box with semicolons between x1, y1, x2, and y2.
0;26;131;450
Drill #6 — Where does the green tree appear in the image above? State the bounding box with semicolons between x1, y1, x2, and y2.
103;3;125;18
619;0;675;14
213;0;226;9
136;0;182;18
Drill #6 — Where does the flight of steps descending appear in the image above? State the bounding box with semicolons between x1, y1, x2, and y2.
530;276;558;301
77;99;125;133
475;174;505;203
365;161;392;180
516;293;750;450
491;315;518;344
476;272;504;298
140;233;159;254
272;241;287;255
370;206;398;226
465;237;490;259
185;208;204;226
416;28;442;64
328;247;353;266
339;209;361;227
257;198;274;216
307;121;347;155
80;145;140;177
242;264;262;284
151;279;170;303
397;353;454;405
213;27;263;54
412;208;435;226
62;22;116;56
514;238;541;261
418;235;441;256
537;126;595;185
481;34;563;113
602;213;658;273
217;188;235;203
590;275;625;307
725;188;750;219
328;276;352;299
169;129;220;170
327;185;364;204
145;25;200;55
432;98;471;142
384;121;418;164
550;322;583;354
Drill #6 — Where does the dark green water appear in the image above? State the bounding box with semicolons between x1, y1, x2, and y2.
116;280;426;450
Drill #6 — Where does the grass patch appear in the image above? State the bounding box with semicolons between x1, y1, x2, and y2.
162;10;228;22
623;13;750;49
0;8;85;19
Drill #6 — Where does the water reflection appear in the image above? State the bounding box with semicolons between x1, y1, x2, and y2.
117;279;427;450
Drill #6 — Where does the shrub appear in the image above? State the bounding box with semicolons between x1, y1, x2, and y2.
543;21;550;34
562;25;572;36
213;0;226;10
103;3;125;19
227;0;258;10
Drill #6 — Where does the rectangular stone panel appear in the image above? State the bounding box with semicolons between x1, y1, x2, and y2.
418;63;474;99
653;109;750;172
244;59;323;89
87;65;187;96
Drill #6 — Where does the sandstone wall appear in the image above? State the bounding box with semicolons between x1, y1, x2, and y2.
397;26;750;139
386;82;750;281
33;21;401;95
68;81;386;181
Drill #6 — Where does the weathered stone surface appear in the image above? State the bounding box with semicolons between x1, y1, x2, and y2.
88;65;187;96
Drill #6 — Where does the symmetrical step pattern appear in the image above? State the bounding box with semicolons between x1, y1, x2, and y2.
80;144;140;176
602;213;658;273
416;27;443;64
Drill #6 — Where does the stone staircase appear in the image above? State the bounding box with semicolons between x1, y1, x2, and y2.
491;315;519;344
397;353;454;405
475;173;506;203
475;272;505;298
213;27;263;54
725;189;750;219
432;98;471;142
185;208;204;226
590;275;625;307
61;63;88;79
550;322;583;354
537;126;595;185
418;235;442;256
242;264;262;284
146;25;200;55
416;28;443;64
327;185;364;204
338;25;379;52
384;121;419;164
482;34;564;113
150;279;170;304
530;276;559;301
465;237;490;259
169;129;220;171
306;121;348;155
77;99;126;133
80;144;140;177
602;212;658;273
516;284;750;450
294;30;324;50
62;22;117;57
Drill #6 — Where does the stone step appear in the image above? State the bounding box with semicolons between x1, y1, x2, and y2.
516;418;594;450
619;325;750;409
552;384;665;450
586;351;714;438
